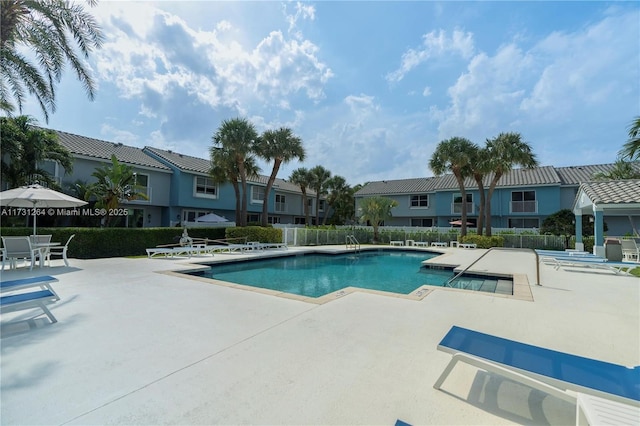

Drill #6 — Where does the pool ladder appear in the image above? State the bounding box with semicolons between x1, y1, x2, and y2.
346;235;360;252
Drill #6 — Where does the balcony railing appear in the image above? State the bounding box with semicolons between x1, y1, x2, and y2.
451;202;474;214
510;200;537;213
128;186;152;203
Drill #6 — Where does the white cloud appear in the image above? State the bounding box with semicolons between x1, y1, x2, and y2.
386;29;475;83
100;124;140;146
283;1;316;37
422;87;432;97
429;9;639;145
92;3;332;123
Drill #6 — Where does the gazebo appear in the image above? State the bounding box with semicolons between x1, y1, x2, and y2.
573;179;640;256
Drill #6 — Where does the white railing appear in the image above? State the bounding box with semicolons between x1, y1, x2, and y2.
510;200;538;213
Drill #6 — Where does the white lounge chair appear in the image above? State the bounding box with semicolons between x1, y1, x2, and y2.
621;239;640;262
1;236;41;270
540;256;627;274
434;326;640;418
46;234;75;267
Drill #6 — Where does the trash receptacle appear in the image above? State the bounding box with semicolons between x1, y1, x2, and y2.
604;238;622;262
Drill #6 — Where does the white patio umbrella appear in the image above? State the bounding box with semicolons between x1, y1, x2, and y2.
195;212;229;223
0;184;87;234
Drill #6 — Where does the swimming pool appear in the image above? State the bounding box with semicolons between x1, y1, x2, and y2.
186;250;511;298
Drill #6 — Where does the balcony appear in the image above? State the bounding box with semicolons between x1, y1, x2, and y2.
510;200;537;213
128;186;152;204
451;202;474;214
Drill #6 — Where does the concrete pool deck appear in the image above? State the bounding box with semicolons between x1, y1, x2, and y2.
1;246;638;425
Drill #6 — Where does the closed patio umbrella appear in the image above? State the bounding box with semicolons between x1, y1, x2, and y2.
0;184;87;234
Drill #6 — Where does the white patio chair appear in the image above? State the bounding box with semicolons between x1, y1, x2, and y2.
1;236;41;270
46;234;75;267
621;239;640;262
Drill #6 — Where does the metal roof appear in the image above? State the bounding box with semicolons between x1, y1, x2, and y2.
356;163;640;196
144;147;313;195
555;162;640;185
53;130;171;171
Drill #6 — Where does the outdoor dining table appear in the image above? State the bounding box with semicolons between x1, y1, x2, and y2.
31;242;60;268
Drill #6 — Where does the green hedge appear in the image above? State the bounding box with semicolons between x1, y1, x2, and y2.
225;226;283;243
0;227;227;258
460;235;505;249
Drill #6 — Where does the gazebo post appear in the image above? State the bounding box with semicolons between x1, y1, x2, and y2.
593;206;605;257
574;212;583;252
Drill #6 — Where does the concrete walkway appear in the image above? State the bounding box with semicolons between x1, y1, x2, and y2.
1;246;638;425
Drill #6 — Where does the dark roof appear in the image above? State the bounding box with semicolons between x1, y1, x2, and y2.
356;162;640;196
556;162;640;185
145;147;313;195
355;178;438;196
53;130;171;171
144;146;211;174
433;166;560;190
578;179;640;205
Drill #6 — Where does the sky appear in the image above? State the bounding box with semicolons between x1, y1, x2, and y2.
17;0;640;186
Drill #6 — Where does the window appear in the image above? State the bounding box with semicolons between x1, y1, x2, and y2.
130;173;150;202
511;191;536;213
319;200;325;212
411;218;433;227
194;176;217;198
508;218;539;228
452;193;473;214
252;187;265;204
410;194;429;208
182;210;209;222
275;194;286;212
268;216;281;224
247;213;260;223
294;217;306;225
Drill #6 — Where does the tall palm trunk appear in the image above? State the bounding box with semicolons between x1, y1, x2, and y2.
302;189;310;225
261;158;282;227
473;174;486;236
231;180;241;224
238;158;247;227
484;174;502;237
454;173;468;238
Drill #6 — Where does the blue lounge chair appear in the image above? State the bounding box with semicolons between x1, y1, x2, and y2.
1;289;58;323
434;326;640;408
0;275;60;300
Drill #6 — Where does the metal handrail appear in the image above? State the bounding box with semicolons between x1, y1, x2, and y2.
446;247;540;287
346;235;360;252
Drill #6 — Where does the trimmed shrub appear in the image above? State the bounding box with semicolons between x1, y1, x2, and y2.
225;226;283;244
460;235;504;249
0;227;227;258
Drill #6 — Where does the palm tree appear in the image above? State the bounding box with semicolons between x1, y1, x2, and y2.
619;117;640;160
309;165;331;226
0;0;104;122
289;167;312;225
358;196;398;243
0;115;73;188
210;146;260;225
212;118;259;227
592;159;640;180
325;175;351;225
429;137;476;237
255;127;305;226
484;132;538;236
85;155;147;226
468;145;490;236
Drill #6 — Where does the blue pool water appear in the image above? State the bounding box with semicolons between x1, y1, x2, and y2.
187;250;506;298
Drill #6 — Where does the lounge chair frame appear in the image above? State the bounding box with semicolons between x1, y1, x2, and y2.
0;289;59;323
434;326;640;408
